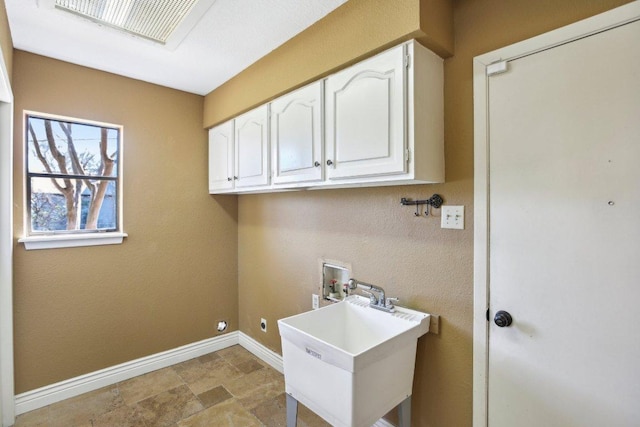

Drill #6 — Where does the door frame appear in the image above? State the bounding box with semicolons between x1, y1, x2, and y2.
0;43;15;426
472;3;640;426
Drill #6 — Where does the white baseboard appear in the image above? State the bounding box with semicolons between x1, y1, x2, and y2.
15;331;396;426
15;332;239;415
237;331;284;373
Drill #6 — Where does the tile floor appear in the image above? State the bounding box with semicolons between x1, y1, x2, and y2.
14;345;330;427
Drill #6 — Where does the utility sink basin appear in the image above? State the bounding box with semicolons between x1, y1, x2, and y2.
278;295;431;427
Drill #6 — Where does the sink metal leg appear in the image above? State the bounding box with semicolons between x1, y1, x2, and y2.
398;396;411;427
286;393;298;427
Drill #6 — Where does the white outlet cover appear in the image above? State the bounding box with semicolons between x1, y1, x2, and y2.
441;205;464;229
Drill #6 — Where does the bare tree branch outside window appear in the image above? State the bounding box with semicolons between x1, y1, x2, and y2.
26;114;121;234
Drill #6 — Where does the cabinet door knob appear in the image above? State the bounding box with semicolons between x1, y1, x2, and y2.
227;177;232;181
314;161;321;167
233;176;238;180
326;160;333;166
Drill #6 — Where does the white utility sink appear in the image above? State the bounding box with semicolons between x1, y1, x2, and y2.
278;295;431;427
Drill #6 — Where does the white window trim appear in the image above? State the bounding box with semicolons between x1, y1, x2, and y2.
19;232;128;250
21;111;126;250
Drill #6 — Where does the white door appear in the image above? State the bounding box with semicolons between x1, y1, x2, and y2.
208;120;234;192
235;105;269;188
271;81;323;185
325;44;406;180
482;15;640;427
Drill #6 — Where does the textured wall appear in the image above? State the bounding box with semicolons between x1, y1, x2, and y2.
209;0;632;425
12;52;238;393
0;0;12;80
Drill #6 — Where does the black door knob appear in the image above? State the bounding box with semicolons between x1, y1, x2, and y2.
494;310;513;327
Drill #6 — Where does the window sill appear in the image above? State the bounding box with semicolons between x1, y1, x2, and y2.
19;232;128;250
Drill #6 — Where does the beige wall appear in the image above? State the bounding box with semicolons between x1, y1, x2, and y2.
12;52;238;393
0;0;12;79
207;0;632;425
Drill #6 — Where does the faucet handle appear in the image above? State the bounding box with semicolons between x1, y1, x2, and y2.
361;289;378;304
385;297;399;307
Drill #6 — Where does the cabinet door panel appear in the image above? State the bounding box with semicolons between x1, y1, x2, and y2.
208;121;234;192
335;75;390;162
326;44;406;180
271;81;323;184
235;105;269;188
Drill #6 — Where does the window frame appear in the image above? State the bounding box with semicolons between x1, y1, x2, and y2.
19;111;127;250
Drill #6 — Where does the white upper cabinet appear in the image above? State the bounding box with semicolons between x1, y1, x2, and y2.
234;104;270;188
271;81;323;185
208;120;234;192
207;39;444;194
325;44;406;180
325;40;443;185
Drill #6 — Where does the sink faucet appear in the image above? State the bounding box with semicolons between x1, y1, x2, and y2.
347;278;397;313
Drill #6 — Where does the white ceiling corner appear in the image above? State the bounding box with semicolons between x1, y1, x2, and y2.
5;0;347;95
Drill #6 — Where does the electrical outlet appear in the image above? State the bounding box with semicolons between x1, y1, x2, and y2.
260;318;267;332
312;294;319;310
441;205;464;229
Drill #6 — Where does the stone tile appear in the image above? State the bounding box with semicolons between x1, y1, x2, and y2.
173;357;242;395
224;366;285;410
235;358;264;375
195;352;220;364
217;345;267;369
176;399;262;427
48;385;124;427
136;384;203;427
14;406;50;426
250;393;331;427
297;402;332;427
215;345;249;360
250;393;287;427
197;385;232;409
87;405;148;427
119;368;185;405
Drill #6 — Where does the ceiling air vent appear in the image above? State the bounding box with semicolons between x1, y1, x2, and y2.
40;0;216;48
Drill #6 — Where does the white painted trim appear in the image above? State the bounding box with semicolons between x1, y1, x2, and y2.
19;232;128;250
0;44;15;427
15;333;239;415
472;3;640;427
237;331;284;373
472;55;489;427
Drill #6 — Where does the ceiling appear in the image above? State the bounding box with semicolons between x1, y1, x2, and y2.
5;0;348;95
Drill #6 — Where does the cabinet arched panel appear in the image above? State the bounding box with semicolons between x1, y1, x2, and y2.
326;44;406;180
235;105;269;188
271;81;323;184
208;121;234;191
278;103;314;172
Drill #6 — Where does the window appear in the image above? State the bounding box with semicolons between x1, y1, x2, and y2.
20;112;126;249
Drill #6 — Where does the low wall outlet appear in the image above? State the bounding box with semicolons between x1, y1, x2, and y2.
312;294;319;310
441;205;464;229
260;318;267;333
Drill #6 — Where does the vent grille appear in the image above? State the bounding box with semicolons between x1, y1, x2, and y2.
54;0;200;44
